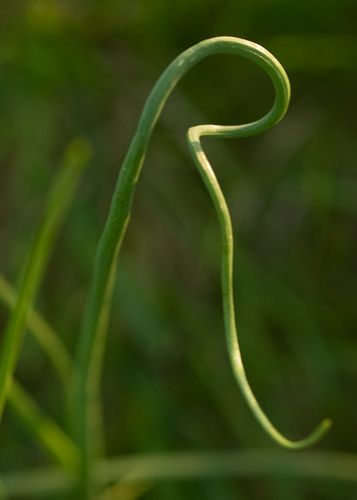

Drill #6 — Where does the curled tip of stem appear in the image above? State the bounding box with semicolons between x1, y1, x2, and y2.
276;419;332;451
185;39;330;450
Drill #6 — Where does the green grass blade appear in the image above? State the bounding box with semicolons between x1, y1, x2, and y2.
0;466;73;498
8;380;80;473
1;449;357;498
96;450;357;485
97;482;151;500
0;481;8;500
0;275;73;388
0;138;91;420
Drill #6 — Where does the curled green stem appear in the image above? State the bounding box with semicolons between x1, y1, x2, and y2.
187;128;331;449
74;36;330;495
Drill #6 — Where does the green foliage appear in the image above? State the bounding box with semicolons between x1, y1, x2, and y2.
0;2;356;499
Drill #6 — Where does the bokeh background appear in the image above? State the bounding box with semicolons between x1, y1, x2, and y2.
0;1;356;498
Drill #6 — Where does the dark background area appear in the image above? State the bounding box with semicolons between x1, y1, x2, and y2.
0;1;356;498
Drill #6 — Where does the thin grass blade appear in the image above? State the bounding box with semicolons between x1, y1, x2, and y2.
0;275;73;388
8;380;80;473
0;138;91;419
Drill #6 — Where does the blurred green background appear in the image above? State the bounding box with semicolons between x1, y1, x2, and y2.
0;0;356;498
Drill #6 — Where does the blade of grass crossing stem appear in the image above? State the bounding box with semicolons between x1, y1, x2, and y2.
1;449;357;498
0;275;73;389
8;380;81;473
0;138;91;420
97;482;152;500
0;481;8;500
